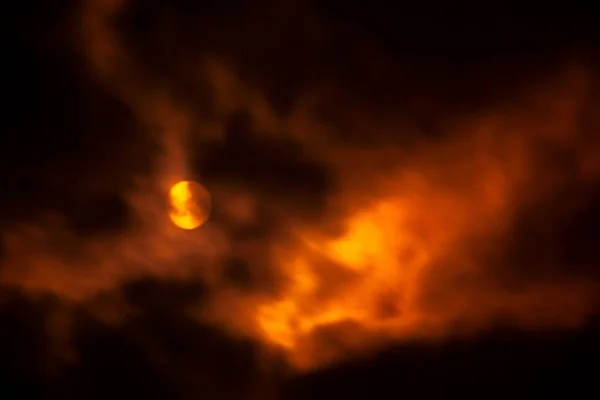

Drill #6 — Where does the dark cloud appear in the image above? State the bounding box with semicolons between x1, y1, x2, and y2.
0;289;48;396
222;256;254;290
122;276;208;315
195;110;333;220
64;193;133;237
0;280;269;399
3;3;156;230
284;318;600;399
505;184;600;284
1;283;598;398
66;282;261;399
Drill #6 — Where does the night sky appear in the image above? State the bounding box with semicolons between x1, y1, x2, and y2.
3;1;600;399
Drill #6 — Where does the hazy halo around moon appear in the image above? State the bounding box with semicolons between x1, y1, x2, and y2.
168;180;212;230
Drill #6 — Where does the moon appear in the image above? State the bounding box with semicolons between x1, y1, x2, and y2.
168;180;212;230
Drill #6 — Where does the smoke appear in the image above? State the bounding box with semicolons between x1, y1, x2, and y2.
2;0;600;397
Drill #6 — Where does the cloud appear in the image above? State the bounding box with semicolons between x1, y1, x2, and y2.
2;0;600;397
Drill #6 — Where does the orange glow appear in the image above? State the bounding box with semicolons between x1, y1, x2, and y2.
3;56;597;371
168;181;211;230
256;198;429;352
0;0;595;375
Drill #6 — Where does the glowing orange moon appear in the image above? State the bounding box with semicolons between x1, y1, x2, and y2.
168;180;212;230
